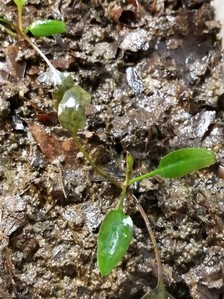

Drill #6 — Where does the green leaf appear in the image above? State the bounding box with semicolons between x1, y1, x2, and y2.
52;76;74;106
13;0;27;8
24;20;67;37
58;85;91;135
128;148;216;186
141;279;175;299
153;148;216;179
97;209;133;276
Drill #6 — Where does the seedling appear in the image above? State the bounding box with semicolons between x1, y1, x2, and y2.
1;1;217;297
57;88;216;298
2;0;67;38
56;76;122;189
96;149;215;276
0;0;67;86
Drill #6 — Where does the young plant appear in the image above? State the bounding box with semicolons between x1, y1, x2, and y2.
56;77;122;189
97;148;215;274
1;0;67;86
2;1;217;297
2;0;67;38
56;91;216;297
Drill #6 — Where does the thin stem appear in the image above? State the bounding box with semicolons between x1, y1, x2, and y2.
0;24;17;38
58;163;67;199
15;21;122;191
17;5;23;32
22;33;65;85
132;195;164;286
22;34;56;73
128;169;158;186
72;134;121;189
19;31;120;189
0;18;17;38
118;152;133;211
16;30;65;87
117;183;128;211
0;17;13;26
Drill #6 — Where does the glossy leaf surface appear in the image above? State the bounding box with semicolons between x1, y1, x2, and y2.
25;20;67;37
153;148;216;178
97;209;133;276
58;85;91;135
53;76;74;107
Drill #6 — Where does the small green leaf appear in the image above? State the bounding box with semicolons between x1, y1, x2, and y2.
153;148;216;178
58;85;91;135
13;0;27;8
25;20;67;37
97;209;133;276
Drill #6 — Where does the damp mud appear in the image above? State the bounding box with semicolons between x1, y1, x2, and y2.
0;1;224;298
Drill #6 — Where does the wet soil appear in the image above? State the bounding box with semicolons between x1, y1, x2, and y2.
0;1;224;298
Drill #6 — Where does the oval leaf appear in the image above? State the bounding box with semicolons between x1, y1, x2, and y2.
58;85;91;135
97;209;133;276
153;148;216;178
25;20;67;37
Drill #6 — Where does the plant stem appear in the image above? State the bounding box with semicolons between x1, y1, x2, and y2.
117;182;128;211
118;152;134;211
128;169;158;186
132;195;164;287
72;133;121;189
22;34;57;73
17;5;23;32
19;32;120;189
0;18;18;38
0;24;17;38
22;33;66;86
0;17;13;26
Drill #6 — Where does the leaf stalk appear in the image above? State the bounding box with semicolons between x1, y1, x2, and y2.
118;152;134;211
133;196;163;282
72;133;121;189
128;169;157;186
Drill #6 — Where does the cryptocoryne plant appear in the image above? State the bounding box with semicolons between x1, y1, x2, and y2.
0;0;67;86
1;1;217;297
56;80;216;297
1;0;66;37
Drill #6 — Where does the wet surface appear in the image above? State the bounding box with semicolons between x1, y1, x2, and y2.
0;0;224;298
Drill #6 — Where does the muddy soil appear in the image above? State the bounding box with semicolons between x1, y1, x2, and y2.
0;0;224;298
